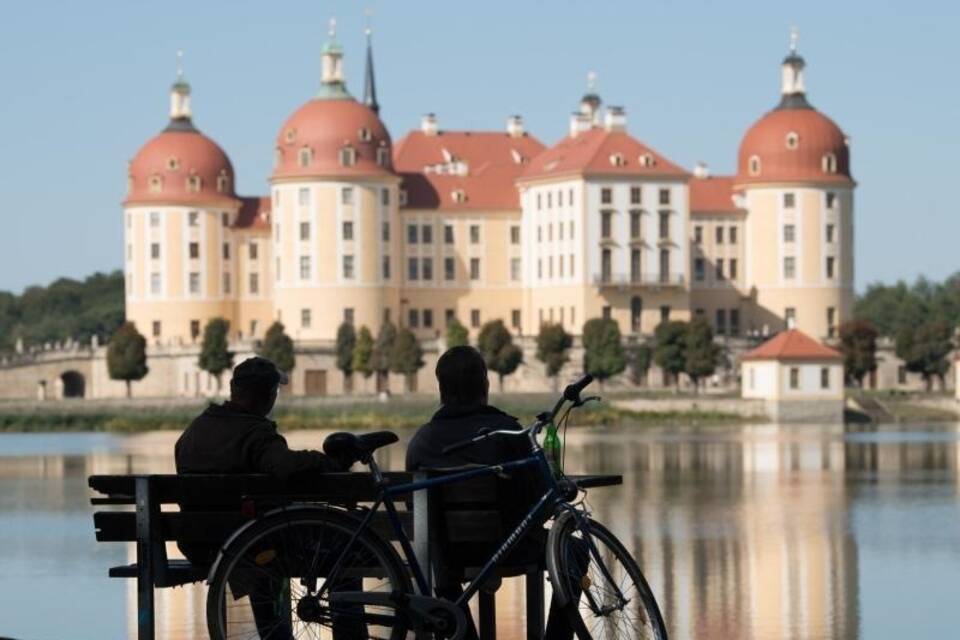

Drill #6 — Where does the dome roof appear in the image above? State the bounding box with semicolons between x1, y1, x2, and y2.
126;124;237;207
737;107;852;185
272;98;394;181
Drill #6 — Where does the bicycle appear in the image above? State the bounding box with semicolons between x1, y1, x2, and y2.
206;374;667;639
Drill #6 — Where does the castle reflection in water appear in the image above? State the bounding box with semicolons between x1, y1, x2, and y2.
3;424;958;639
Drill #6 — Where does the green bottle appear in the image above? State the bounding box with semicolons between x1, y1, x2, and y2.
543;422;562;476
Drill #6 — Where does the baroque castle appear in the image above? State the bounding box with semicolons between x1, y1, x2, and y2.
112;24;854;397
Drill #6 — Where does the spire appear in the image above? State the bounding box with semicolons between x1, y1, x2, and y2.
319;17;351;99
777;26;812;110
166;50;197;132
580;70;601;122
362;9;380;114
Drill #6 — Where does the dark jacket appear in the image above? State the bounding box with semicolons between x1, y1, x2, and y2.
406;404;545;572
175;401;342;564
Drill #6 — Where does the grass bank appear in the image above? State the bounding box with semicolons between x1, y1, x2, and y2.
0;393;749;433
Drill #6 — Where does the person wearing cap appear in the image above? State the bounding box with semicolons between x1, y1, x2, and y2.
175;357;358;639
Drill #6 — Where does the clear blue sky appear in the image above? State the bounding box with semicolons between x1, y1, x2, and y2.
1;0;956;293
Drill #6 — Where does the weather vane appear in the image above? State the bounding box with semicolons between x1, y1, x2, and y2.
176;49;184;78
364;8;373;36
789;26;799;54
587;70;597;92
328;17;337;39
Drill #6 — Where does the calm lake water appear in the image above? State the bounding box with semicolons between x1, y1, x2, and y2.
2;423;959;639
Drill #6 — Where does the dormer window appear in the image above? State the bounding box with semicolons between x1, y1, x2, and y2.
187;175;201;193
748;155;761;176
358;127;372;142
511;149;524;165
639;154;655;168
148;174;163;194
785;132;800;149
822;152;838;174
451;189;467;203
216;170;230;193
166;157;180;171
339;145;357;167
298;147;313;168
376;146;390;167
399;189;408;206
284;128;296;144
609;153;625;167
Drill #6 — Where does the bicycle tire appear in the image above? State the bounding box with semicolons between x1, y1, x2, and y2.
548;513;667;640
206;505;412;640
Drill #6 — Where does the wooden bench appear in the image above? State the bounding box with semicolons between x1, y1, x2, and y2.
89;472;621;640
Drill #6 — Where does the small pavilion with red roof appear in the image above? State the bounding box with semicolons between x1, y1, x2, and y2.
741;329;844;422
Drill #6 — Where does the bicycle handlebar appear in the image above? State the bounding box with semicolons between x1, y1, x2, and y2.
439;374;595;455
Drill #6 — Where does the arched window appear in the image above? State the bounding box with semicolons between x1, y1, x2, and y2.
785;131;799;150
451;189;466;203
748;155;761;176
609;153;625;167
639;153;655;168
284;128;296;144
358;127;372;142
298;147;312;168
148;174;163;194
186;175;201;193
216;170;230;193
631;296;643;333
822;152;838;173
339;145;357;167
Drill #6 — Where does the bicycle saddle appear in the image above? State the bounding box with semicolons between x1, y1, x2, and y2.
323;431;399;463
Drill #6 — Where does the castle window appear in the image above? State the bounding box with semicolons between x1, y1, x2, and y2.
358;127;372;142
822;152;838;173
399;189;408;206
285;128;296;144
783;192;796;209
341;187;354;205
187;175;201;193
188;211;199;227
659;188;671;205
339;145;357;167
376;146;390;167
216;171;230;193
600;188;612;204
630;186;642;204
298;147;312;167
785;131;799;149
166;157;180;171
188;272;200;295
150;273;161;295
748;155;761;176
149;211;160;227
609;153;625;167
222;273;230;294
148;175;163;193
639;154;655;168
451;189;466;203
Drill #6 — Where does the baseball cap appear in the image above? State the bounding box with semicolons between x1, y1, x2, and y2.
231;357;289;387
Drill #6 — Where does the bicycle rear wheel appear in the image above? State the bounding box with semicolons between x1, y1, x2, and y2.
549;514;667;640
206;505;411;640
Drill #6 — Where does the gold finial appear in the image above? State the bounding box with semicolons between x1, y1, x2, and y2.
789;26;799;54
587;70;597;92
364;8;373;37
328;17;337;39
176;49;184;79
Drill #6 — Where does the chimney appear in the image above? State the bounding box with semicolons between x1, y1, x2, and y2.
604;106;626;132
421;113;438;136
693;162;710;179
506;115;524;138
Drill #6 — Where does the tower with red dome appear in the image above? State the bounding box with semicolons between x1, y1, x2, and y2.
123;59;248;353
269;20;400;349
734;33;855;340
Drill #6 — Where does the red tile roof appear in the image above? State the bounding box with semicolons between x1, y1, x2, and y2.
742;329;842;362
393;130;546;210
519;127;688;182
234;196;271;231
690;175;744;215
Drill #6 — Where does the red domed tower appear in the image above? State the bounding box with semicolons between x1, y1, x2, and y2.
123;56;242;347
270;19;400;352
737;32;855;340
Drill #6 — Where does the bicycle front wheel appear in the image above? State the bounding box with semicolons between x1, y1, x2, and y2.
549;514;667;640
206;505;411;640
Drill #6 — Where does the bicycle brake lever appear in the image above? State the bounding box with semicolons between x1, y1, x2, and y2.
573;395;602;408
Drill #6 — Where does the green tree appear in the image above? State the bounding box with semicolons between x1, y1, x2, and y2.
352;326;375;387
389;327;424;392
335;321;357;393
896;320;953;391
839;320;879;387
446;318;469;348
627;343;653;386
581;318;626;388
536;323;572;390
372;321;397;393
683;319;722;393
478;319;524;391
198;318;234;393
106;321;148;398
653;320;688;391
259;322;295;374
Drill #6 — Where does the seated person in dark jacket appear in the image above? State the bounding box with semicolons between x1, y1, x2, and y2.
406;346;577;640
176;356;357;640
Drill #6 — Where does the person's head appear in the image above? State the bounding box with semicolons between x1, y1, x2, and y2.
229;357;288;416
436;346;489;407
